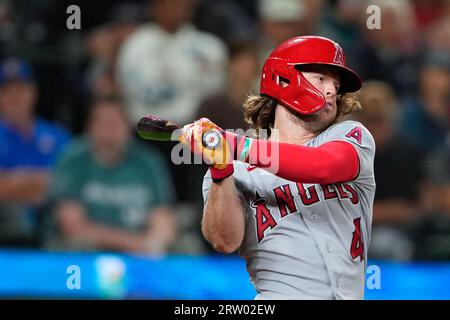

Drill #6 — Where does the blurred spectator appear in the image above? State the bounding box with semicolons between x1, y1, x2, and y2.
257;0;309;65
0;58;71;247
84;2;143;100
411;0;450;31
193;0;258;45
353;0;420;98
0;0;56;60
0;0;13;59
318;0;366;67
353;81;423;261
301;0;327;35
398;51;450;153
424;16;450;54
46;96;177;255
408;144;450;261
196;42;258;130
117;0;227;126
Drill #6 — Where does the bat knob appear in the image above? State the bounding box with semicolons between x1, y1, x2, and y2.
202;130;221;149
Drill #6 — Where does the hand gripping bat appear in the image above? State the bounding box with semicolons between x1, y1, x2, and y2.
136;115;221;149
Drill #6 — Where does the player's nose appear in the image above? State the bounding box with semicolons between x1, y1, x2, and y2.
324;80;338;97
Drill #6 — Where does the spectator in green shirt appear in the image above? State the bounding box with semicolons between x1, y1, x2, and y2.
47;96;177;255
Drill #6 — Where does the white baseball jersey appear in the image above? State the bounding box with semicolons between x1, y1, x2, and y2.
202;120;376;300
117;23;227;126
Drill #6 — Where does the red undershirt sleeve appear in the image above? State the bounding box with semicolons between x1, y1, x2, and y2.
244;139;360;185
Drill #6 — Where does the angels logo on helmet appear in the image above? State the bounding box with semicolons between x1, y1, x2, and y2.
333;43;345;66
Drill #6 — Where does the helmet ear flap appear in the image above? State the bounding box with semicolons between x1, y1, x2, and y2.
280;68;326;114
260;59;326;115
261;58;293;96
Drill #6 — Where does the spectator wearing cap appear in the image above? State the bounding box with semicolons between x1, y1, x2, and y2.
0;58;71;247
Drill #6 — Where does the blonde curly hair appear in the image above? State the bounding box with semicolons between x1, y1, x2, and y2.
243;91;362;138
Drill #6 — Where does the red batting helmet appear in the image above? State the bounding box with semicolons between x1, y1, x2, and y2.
260;36;362;115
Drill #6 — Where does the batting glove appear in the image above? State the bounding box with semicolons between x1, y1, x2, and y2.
180;118;238;182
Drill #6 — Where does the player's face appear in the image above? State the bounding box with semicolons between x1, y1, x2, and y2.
296;66;341;133
301;66;340;110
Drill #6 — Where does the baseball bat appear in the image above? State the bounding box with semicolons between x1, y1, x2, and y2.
136;115;221;148
137;115;181;141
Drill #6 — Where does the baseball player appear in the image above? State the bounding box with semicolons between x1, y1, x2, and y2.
181;36;375;299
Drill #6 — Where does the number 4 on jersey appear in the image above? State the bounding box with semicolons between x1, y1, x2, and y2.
350;217;364;261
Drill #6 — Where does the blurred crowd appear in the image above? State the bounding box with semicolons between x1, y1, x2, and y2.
0;0;449;261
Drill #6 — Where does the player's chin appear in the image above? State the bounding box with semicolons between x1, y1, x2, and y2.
297;106;336;133
313;113;336;133
323;105;337;121
322;102;337;115
300;117;332;134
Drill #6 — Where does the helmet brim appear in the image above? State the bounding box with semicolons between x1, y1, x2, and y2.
295;63;362;94
336;66;362;94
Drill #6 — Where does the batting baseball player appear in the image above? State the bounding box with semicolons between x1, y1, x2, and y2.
181;36;375;299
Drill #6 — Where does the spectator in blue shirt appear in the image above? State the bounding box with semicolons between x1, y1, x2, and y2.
0;58;71;247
